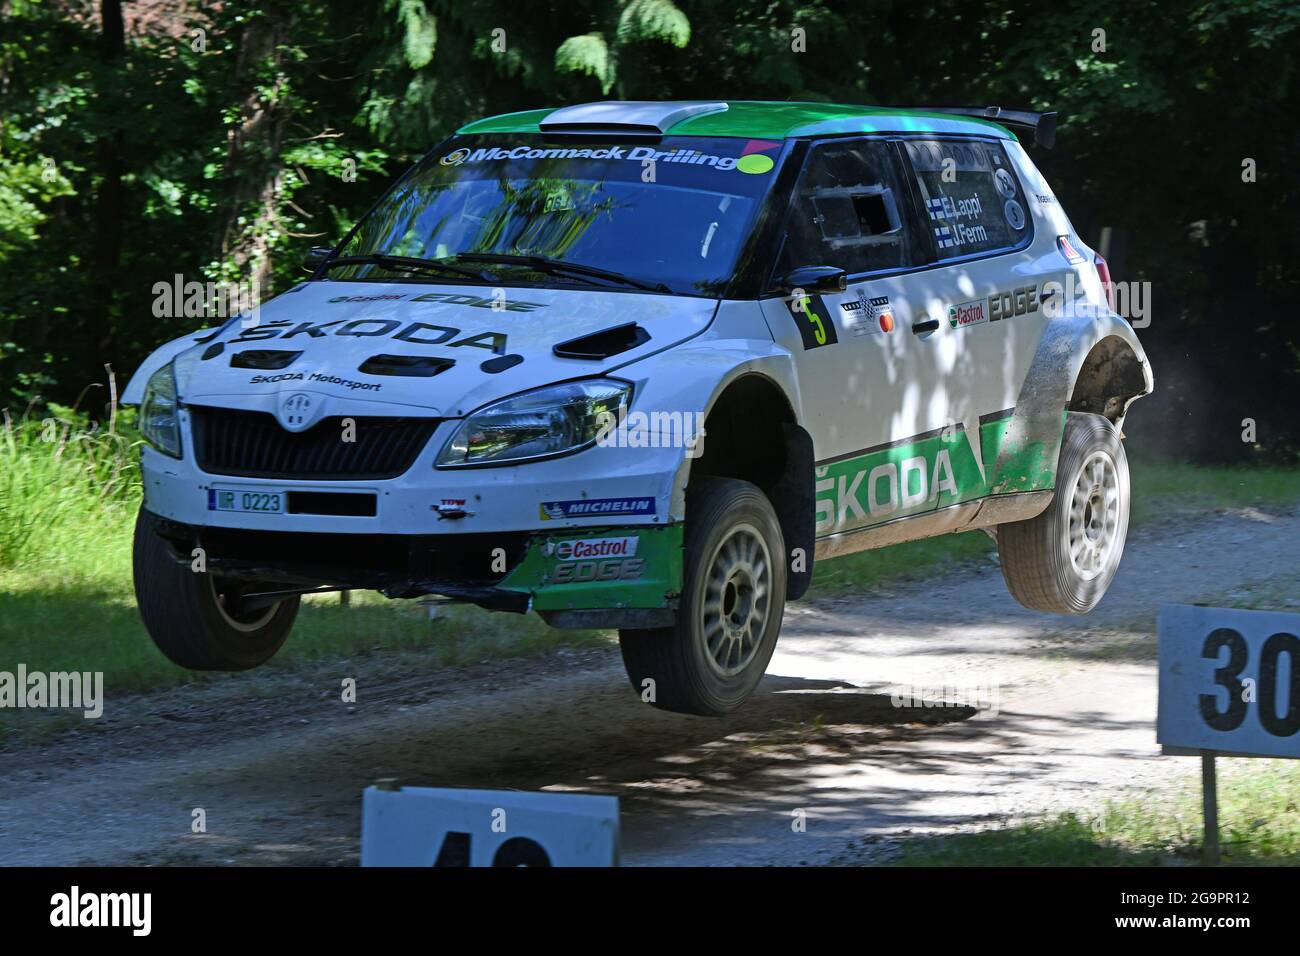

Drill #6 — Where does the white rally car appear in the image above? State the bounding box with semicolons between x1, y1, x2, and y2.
124;101;1152;715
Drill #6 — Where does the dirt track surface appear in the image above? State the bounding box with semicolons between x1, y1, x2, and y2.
2;507;1297;866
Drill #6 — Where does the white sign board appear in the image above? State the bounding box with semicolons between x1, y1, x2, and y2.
361;786;619;867
1158;604;1300;759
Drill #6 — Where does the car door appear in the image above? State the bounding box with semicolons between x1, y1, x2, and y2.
758;138;951;540
898;136;1057;498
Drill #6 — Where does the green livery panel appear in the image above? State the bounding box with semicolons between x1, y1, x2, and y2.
815;413;1063;538
500;524;685;612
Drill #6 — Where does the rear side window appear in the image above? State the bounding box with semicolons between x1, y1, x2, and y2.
905;139;1030;259
777;140;921;278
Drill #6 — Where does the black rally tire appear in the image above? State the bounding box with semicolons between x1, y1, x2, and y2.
619;477;787;716
132;508;300;670
996;412;1130;614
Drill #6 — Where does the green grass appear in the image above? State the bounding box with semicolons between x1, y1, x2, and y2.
0;415;607;726
1130;458;1300;524
896;759;1300;866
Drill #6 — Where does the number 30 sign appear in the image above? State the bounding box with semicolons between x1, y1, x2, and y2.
1158;604;1300;758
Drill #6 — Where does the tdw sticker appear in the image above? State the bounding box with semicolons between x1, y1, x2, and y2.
948;299;988;329
787;293;839;350
1004;199;1025;231
540;498;655;520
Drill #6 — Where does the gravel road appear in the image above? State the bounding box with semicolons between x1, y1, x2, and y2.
1;506;1295;866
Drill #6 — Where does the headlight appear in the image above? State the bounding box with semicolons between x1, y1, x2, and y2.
436;379;631;468
139;362;182;458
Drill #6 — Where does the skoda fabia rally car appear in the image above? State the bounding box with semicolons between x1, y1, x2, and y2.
124;101;1152;715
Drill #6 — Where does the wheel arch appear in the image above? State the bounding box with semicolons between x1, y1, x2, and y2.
683;370;815;600
1068;333;1152;429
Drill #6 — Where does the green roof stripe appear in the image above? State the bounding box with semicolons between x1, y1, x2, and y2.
456;101;1015;141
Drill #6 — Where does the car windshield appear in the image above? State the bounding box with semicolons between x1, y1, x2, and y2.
332;134;786;296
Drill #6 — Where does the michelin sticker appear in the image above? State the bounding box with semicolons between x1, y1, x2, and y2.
540;497;655;520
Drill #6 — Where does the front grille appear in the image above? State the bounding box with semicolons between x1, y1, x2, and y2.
190;406;439;480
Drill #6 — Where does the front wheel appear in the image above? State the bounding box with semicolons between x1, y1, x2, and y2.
996;412;1130;614
619;477;787;716
133;509;300;670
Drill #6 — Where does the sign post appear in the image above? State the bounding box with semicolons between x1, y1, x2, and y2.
1158;604;1300;865
1199;751;1218;865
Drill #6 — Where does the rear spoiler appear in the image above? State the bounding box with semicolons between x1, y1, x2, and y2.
913;107;1057;149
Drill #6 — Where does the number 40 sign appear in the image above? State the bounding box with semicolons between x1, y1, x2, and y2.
1158;604;1299;759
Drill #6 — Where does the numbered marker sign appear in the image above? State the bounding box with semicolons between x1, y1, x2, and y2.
361;786;618;867
1158;604;1299;759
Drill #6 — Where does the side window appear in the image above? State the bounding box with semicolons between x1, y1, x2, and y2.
905;139;1030;259
778;140;920;278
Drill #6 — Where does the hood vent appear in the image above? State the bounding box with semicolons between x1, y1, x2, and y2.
481;353;524;374
230;349;302;370
553;323;650;360
358;354;455;378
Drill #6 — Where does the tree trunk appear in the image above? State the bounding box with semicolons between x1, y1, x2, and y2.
214;4;296;296
90;0;125;378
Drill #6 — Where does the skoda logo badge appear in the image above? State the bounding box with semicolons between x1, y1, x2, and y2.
280;393;315;432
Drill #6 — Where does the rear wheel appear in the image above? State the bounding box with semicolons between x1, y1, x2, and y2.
619;478;786;716
997;412;1130;614
133;508;300;670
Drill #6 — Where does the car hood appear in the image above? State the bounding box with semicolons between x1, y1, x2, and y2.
171;280;718;418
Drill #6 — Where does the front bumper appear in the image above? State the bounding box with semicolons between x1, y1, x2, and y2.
141;410;681;535
147;511;683;627
141;413;687;625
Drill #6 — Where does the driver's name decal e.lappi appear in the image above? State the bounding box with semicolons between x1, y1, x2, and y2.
540;497;656;520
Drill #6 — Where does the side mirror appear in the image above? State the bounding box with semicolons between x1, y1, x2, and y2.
778;265;847;295
303;245;333;273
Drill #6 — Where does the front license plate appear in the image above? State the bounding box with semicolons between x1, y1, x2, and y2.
207;488;284;514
